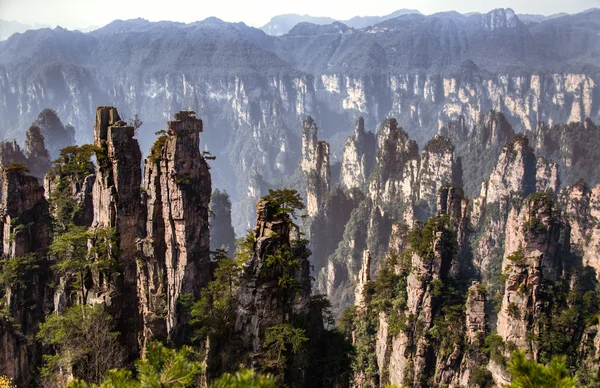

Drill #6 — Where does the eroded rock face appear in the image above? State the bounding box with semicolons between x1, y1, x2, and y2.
32;109;75;160
0;141;27;171
210;189;236;254
415;135;455;219
560;181;600;279
497;193;567;351
235;199;311;363
354;250;371;308
301;116;330;216
24;125;52;179
138;111;212;345
368;118;419;213
341;117;376;192
92;106;142;354
0;167;51;386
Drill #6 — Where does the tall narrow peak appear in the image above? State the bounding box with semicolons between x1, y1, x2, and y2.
0;165;51;386
32;109;76;160
235;197;312;370
91;106;142;355
139;110;212;345
25;125;52;179
209;189;236;254
341;117;376;192
415;135;455;219
301;116;330;216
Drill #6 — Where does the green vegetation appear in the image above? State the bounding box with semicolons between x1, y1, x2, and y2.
209;369;277;388
149;130;169;164
66;342;201;388
262;323;308;374
508;351;575;388
49;226;117;302
262;188;305;223
38;304;125;385
0;253;39;288
523;192;556;235
4;162;30;174
190;249;242;344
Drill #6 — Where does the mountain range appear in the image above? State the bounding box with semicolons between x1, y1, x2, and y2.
0;8;598;232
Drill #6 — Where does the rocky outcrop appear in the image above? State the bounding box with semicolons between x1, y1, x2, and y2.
528;118;600;188
440;110;516;197
0;166;51;386
209;189;236;254
560;181;600;279
301;117;330;216
0;141;27;171
497;192;567;351
235;198;311;364
32;109;76;160
340;117;376;192
24;125;52;179
91;106;142;354
368;118;419;214
138;111;212;345
354;250;371;309
415;135;455;219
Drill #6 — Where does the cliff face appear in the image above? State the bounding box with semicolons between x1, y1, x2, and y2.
0;166;50;386
560;181;600;279
316;118;456;313
496;193;567;352
209;189;236;254
440;110;516;197
31;109;76;160
301;117;331;217
340;117;376;192
235;198;311;363
24;125;52;179
528;118;600;188
138;111;212;345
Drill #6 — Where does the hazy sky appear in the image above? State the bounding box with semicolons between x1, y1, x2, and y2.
1;0;599;29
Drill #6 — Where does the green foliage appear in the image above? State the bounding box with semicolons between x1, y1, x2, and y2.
209;369;277;388
38;304;125;385
507;248;526;265
469;366;493;387
51;145;101;179
262;324;308;374
50;226;117;301
484;334;506;366
48;144;102;229
264;244;301;289
191;250;242;343
507;302;521;319
4;162;30;174
522;192;556;236
137;342;201;387
149;131;169;164
535;278;600;366
262;189;305;224
0;253;39;288
508;351;575;388
68;342;201;388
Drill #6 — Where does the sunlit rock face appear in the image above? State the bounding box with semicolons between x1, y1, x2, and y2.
138;111;212;345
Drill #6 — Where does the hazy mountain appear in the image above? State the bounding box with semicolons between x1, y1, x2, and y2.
0;19;50;40
0;8;598;233
260;9;422;36
260;14;336;36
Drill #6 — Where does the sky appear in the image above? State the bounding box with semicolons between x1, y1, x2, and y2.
0;0;599;29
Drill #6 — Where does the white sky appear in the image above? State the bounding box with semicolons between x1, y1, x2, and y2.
0;0;599;29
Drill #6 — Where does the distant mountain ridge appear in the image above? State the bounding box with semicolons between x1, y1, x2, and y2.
260;9;422;36
0;8;598;232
